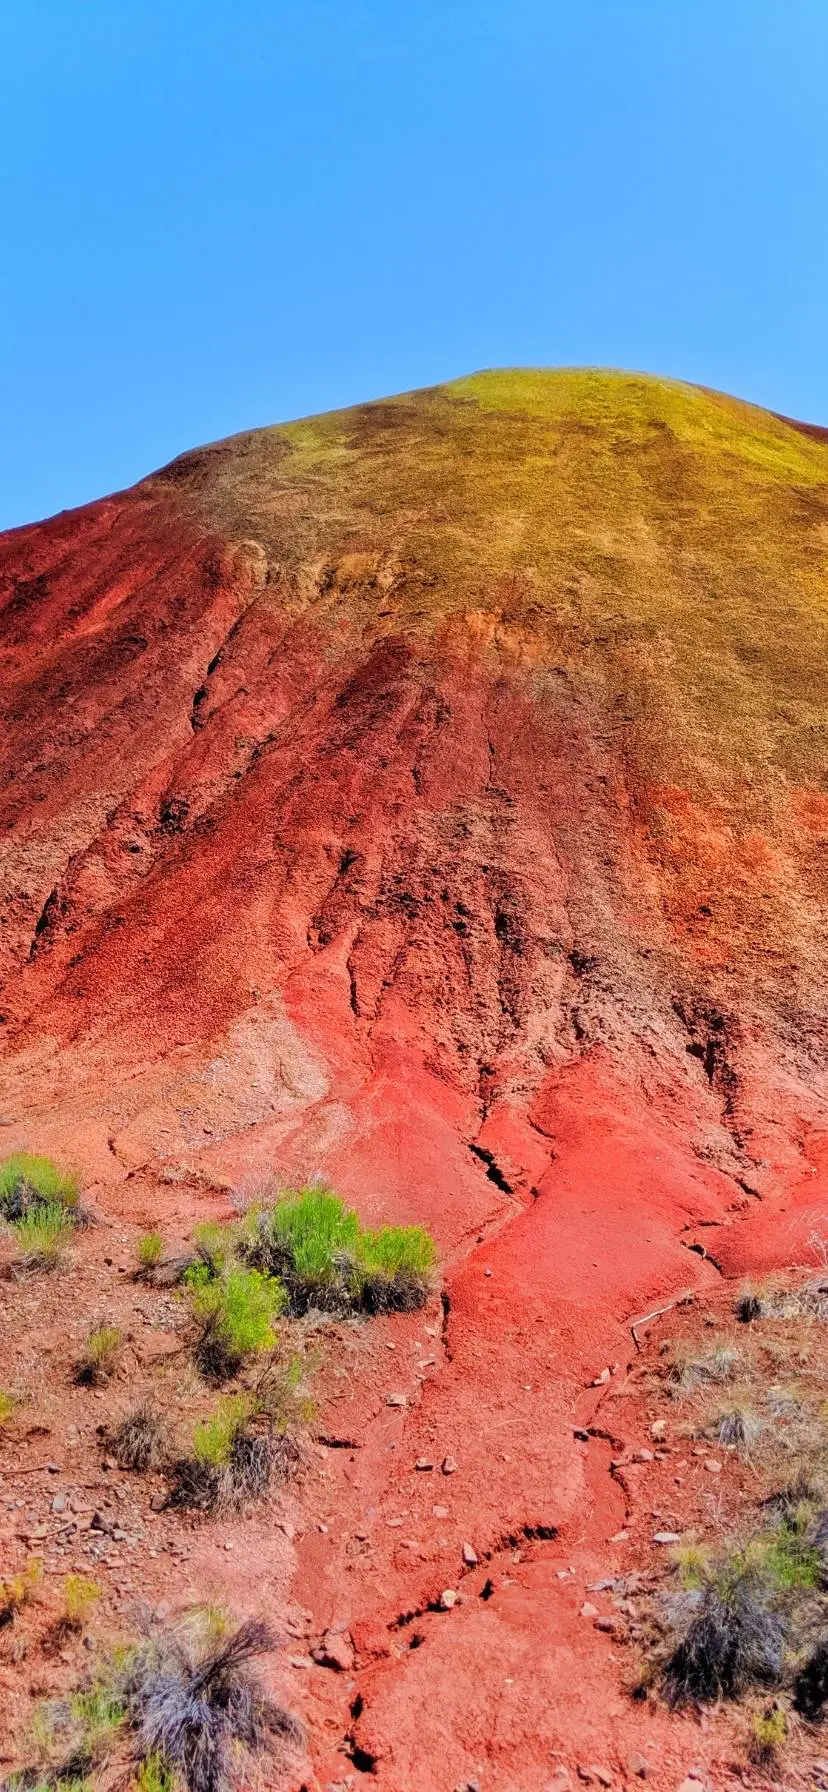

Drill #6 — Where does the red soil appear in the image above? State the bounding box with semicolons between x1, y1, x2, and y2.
2;375;828;1788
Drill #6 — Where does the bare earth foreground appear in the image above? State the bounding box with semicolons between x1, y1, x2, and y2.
3;369;828;1789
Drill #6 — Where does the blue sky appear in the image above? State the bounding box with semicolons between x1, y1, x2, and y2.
1;1;827;528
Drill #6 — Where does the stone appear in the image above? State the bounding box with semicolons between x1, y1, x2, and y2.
610;1530;629;1543
387;1393;407;1408
650;1419;667;1440
626;1753;649;1779
439;1588;457;1609
51;1493;67;1513
591;1368;611;1386
580;1602;598;1618
442;1456;458;1475
149;1493;167;1512
415;1458;434;1471
653;1530;681;1545
46;1462;61;1474
593;1616;617;1633
590;1771;612;1789
703;1458;722;1474
432;1505;449;1518
632;1449;654;1463
462;1542;479;1566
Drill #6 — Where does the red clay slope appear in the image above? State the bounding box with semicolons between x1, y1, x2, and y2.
3;369;828;1786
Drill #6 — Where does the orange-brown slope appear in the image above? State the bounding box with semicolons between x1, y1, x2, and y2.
3;370;828;1786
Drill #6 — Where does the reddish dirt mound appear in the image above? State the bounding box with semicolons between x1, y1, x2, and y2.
3;369;828;1787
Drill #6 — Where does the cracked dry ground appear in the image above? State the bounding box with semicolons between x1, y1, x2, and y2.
4;370;828;1786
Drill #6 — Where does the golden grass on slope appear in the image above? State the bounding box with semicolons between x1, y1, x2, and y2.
185;368;828;797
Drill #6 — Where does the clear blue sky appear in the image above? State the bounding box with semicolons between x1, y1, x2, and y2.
2;1;827;529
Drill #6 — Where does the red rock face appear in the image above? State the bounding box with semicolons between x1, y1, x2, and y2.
3;373;828;1785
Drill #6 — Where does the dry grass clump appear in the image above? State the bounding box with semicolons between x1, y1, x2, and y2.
110;1402;170;1474
20;1610;301;1792
663;1567;785;1706
668;1342;739;1395
0;1557;42;1629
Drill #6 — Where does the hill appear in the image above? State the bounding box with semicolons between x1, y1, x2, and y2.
2;369;828;1786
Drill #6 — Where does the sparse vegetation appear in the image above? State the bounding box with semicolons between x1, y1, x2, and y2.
74;1324;124;1386
663;1560;785;1706
750;1703;787;1768
171;1366;304;1514
61;1577;101;1633
110;1402;170;1473
0;1153;79;1220
23;1612;301;1792
794;1634;828;1718
186;1263;283;1379
242;1185;436;1314
0;1388;16;1424
11;1202;75;1270
135;1231;164;1275
0;1557;43;1627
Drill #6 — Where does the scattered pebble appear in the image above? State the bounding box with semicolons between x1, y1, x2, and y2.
580;1601;598;1618
653;1530;681;1545
387;1393;407;1408
439;1588;457;1609
442;1455;458;1475
415;1458;434;1471
462;1542;479;1566
703;1458;722;1474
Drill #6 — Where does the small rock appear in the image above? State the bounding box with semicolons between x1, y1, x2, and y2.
462;1542;479;1566
51;1493;67;1514
149;1493;167;1512
653;1530;681;1545
432;1505;449;1519
591;1771;612;1789
386;1517;404;1528
610;1530;629;1543
223;1540;233;1552
442;1455;458;1475
46;1462;61;1475
415;1458;434;1471
703;1459;722;1474
650;1419;667;1440
580;1602;598;1618
591;1368;611;1386
626;1753;649;1779
593;1617;617;1633
633;1449;654;1463
387;1393;407;1408
439;1588;457;1609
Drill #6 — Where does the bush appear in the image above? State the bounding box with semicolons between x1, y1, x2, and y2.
707;1400;764;1454
243;1185;435;1314
62;1576;101;1632
74;1325;123;1387
135;1232;164;1274
26;1611;301;1792
0;1557;43;1626
0;1153;79;1220
171;1392;300;1514
110;1403;170;1474
663;1567;785;1706
750;1704;787;1767
187;1266;283;1379
12;1203;75;1270
128;1613;302;1792
794;1635;828;1718
0;1388;16;1424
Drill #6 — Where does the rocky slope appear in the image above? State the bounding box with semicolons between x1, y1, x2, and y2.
3;369;828;1787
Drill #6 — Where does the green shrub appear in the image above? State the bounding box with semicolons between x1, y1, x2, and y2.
192;1395;252;1469
1;1555;43;1621
0;1387;16;1424
75;1324;124;1386
191;1220;239;1278
0;1152;79;1219
12;1202;75;1269
173;1389;300;1513
243;1185;436;1314
750;1703;787;1766
62;1575;101;1630
135;1231;164;1272
187;1264;284;1378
